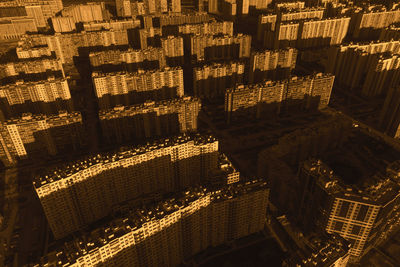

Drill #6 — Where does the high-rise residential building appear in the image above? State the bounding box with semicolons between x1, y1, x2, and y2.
0;57;65;80
0;16;37;40
225;73;334;122
145;0;168;14
24;5;46;27
0;0;63;20
19;0;63;19
82;19;141;32
327;40;400;96
297;17;350;48
0;111;85;165
278;7;324;22
0;77;73;118
51;16;76;33
275;1;305;10
115;0;132;17
208;0;218;14
236;0;249;15
249;48;297;83
268;21;299;49
171;0;181;12
116;0;146;17
178;20;234;36
89;47;167;72
137;27;162;49
298;158;400;262
379;23;400;41
361;53;400;97
257;14;278;43
193;61;245;99
92;67;184;109
60;3;107;24
379;86;400;138
190;34;251;62
35;180;268;266
99;97;200;144
142;12;212;28
40;30;131;64
267;17;350;49
33;134;222;238
351;9;400;40
161;35;184;66
16;42;52;59
258;114;352;215
131;1;146;15
258;115;400;263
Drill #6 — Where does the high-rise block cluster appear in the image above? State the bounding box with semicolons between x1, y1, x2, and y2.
35;180;268;266
34;134;220;238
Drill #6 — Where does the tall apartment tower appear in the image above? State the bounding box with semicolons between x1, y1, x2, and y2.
351;9;400;40
178;20;234;36
92;67;184;109
35;180;268;266
327;41;400;96
190;34;251;62
18;0;63;19
193;61;245;100
0;57;65;80
161;35;184;66
115;0;132;17
89;47;167;72
34;134;220;238
41;30;131;64
225;73;334;122
257;14;277;43
379;86;400;138
99;97;200;145
249;48;297;83
145;0;168;13
0;77;73;118
0;111;85;165
298;159;400;262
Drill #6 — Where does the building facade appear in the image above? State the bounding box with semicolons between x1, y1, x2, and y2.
92;67;184;109
99;97;200;144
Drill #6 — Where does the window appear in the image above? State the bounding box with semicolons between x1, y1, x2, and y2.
333;220;344;232
351;225;362;235
356;205;369;222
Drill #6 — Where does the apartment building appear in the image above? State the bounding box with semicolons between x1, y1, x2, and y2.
92;67;184;109
99;97;200;144
298;159;400;262
0;111;85;165
35;180;268;266
33;134;220;238
225;73;334;122
249;48;297;83
190;34;252;62
193;61;245;99
0;77;73;118
89;47;167;72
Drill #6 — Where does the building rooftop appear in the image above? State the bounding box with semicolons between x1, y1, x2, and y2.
37;179;267;266
0;76;67;89
3;110;81;125
33;133;218;188
279;215;350;267
99;97;199;117
304;156;400;205
92;66;182;77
